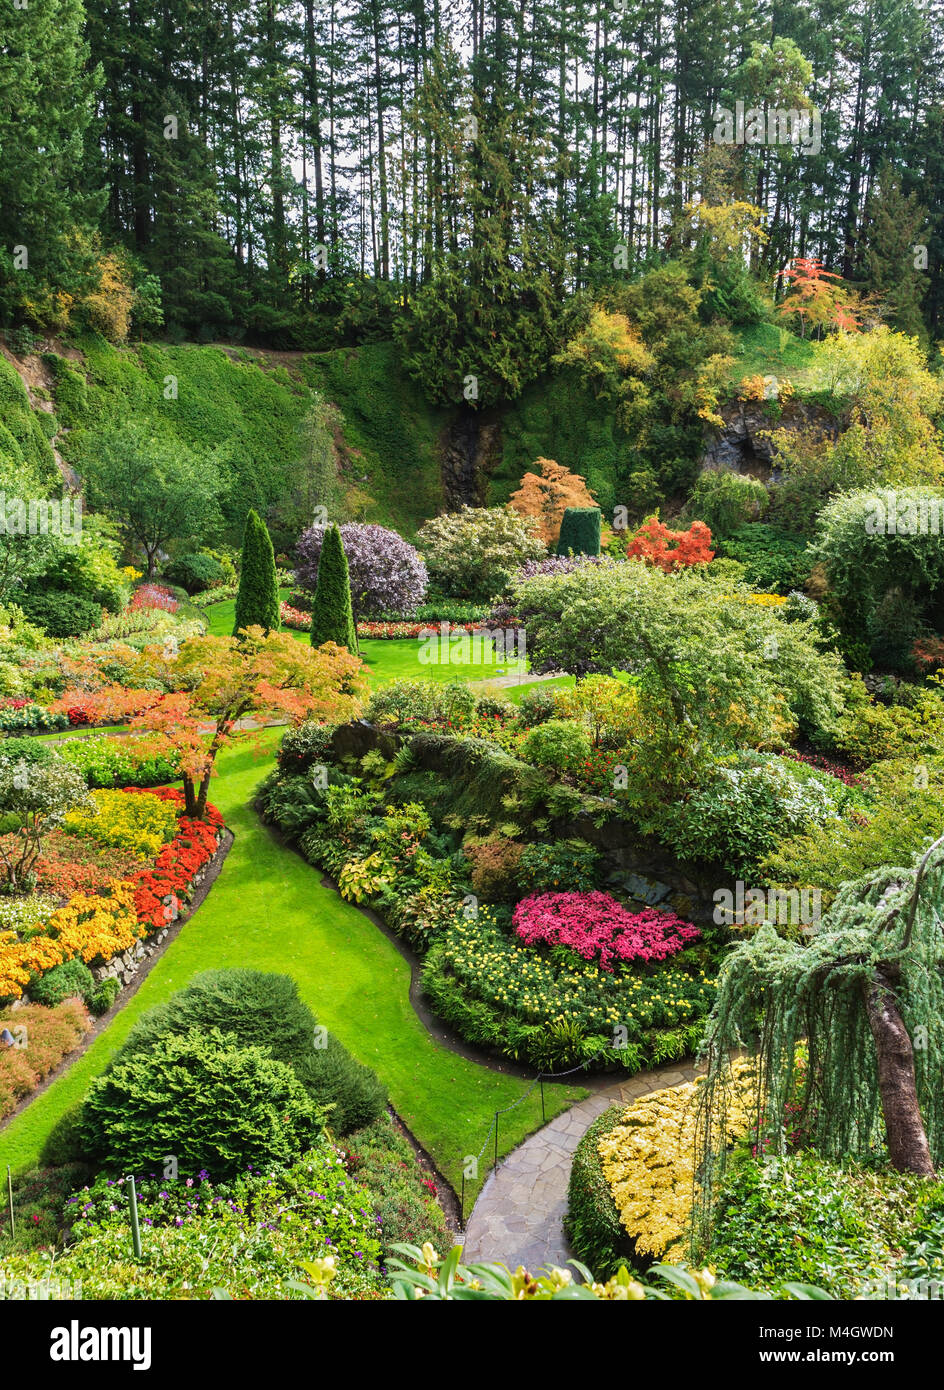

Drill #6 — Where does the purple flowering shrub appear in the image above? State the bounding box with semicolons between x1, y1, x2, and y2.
295;522;428;618
513;554;604;584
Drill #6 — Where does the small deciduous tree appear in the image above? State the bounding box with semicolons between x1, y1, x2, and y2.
309;523;357;651
0;757;93;892
234;509;280;636
776;257;863;338
508;459;599;546
83;424;223;578
133;629;366;818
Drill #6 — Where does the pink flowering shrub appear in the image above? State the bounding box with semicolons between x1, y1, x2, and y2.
512;890;700;971
130;584;179;614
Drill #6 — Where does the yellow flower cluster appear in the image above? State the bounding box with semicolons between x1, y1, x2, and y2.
598;1060;756;1263
64;790;178;859
721;592;788;607
0;882;142;998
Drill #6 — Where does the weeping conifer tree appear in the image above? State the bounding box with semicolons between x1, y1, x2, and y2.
693;834;944;1240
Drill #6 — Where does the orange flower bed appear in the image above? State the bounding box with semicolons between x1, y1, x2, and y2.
0;788;224;1002
0;999;92;1119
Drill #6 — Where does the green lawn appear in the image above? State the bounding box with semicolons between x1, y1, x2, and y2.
0;730;584;1198
204;595;527;686
499;675;575;704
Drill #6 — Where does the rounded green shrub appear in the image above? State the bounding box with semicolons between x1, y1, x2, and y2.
18;590;103;638
80;1027;320;1177
294;1035;388;1136
516;686;559;727
565;1107;636;1277
119;969;316;1068
117;969;387;1136
557;506;602;557
522;718;592;772
88;976;121;1016
277;720;335;774
30;958;95;1008
163;552;225;595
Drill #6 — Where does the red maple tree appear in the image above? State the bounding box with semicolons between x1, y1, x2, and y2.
626;518;715;572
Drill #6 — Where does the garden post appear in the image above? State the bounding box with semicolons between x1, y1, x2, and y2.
6;1165;13;1238
128;1175;143;1259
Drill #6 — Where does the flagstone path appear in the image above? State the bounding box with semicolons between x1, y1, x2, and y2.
460;1061;699;1273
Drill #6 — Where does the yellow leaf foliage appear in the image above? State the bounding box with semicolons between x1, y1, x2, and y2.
598;1059;756;1262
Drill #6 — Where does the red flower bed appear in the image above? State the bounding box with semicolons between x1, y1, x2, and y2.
779;749;863;787
513;891;700;972
121;787;224;930
130;584;179;613
279;601;486;641
281;602;311;631
34;832;147;897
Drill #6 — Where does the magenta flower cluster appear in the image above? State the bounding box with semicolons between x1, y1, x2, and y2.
512;891;700;972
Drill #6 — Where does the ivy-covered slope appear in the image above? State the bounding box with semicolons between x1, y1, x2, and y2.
32;336;451;541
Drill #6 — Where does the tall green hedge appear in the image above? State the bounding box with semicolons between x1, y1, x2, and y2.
310;523;357;650
557;507;602;556
233;508;280;635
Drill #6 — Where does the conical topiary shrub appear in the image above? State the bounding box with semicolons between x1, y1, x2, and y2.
557;506;602;557
233;509;280;635
310;522;357;651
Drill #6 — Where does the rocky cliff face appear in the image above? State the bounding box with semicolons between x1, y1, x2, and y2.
701;398;840;481
440;408;503;509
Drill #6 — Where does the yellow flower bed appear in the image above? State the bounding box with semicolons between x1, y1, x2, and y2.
0;882;142;999
598;1060;755;1262
64;789;178;858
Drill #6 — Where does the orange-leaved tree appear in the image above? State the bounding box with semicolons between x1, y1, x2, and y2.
627;518;715;572
507;458;598;546
776;257;862;338
132;627;366;818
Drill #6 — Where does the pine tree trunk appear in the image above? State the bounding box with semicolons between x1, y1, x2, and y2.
864;964;935;1176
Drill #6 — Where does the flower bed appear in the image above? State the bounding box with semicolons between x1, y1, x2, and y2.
34;832;147;897
423;907;714;1071
127;788;224;930
0;700;68;733
513;892;700;971
130;584;179;613
279;600;487;642
64;788;180;858
0;787;224;1002
0;999;92;1119
56;732;181;789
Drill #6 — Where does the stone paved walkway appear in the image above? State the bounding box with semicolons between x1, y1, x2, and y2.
460;1061;698;1273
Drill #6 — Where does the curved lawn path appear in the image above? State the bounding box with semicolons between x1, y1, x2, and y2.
0;731;585;1205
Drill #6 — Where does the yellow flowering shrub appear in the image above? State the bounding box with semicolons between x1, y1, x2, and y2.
0;883;142;999
598;1060;756;1262
64;790;178;858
